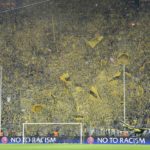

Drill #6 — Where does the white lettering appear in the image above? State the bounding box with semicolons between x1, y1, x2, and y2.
97;138;108;143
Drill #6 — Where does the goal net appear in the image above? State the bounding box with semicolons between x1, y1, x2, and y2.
22;123;83;144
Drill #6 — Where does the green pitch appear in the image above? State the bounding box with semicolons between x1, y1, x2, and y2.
0;144;150;150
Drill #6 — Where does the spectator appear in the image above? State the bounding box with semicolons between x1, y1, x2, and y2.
0;130;3;137
53;130;59;137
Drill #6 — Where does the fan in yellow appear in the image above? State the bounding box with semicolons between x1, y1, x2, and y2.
121;121;150;137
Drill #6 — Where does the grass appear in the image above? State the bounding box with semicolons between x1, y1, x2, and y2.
0;144;150;150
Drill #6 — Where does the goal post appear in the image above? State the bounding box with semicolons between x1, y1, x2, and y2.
22;123;83;144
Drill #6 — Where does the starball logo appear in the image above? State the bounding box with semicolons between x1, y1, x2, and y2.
1;137;8;144
87;136;94;144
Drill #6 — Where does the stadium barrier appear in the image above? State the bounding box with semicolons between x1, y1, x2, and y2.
0;136;150;144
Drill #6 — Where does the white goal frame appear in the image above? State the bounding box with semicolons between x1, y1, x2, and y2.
22;122;83;144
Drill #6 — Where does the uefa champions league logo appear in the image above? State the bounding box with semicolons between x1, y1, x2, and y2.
1;137;8;144
87;136;94;144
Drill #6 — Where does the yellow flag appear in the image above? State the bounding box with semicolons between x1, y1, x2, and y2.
118;53;129;65
86;36;103;48
75;87;83;93
109;71;121;81
60;72;70;83
31;104;43;113
137;85;144;97
90;86;99;98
